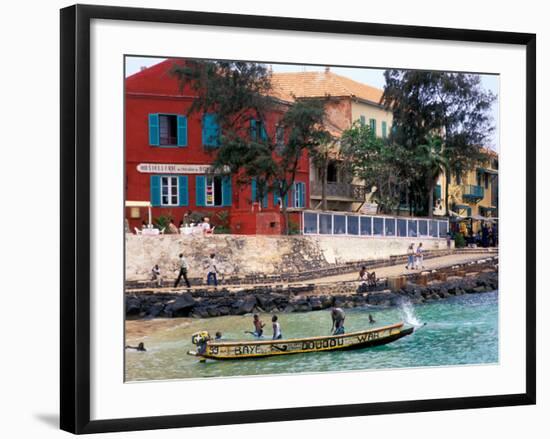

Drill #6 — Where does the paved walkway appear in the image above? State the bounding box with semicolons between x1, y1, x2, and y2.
309;251;496;285
126;251;496;293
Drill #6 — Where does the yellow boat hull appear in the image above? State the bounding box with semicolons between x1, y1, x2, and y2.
188;322;413;360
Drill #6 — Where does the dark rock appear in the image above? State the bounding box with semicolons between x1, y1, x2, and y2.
295;302;312;312
171;293;197;317
126;296;141;316
207;307;220;317
146;302;164;318
366;291;398;306
217;306;230;316
191;307;210;318
239;295;257;314
321;296;334;308
310;298;323;310
283;304;296;313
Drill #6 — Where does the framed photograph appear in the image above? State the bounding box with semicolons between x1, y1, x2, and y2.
60;4;536;434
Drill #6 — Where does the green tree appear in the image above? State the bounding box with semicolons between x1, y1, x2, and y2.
415;135;449;217
170;60;327;233
382;70;496;215
341;122;414;214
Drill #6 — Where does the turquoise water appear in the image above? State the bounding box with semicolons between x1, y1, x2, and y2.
125;291;498;382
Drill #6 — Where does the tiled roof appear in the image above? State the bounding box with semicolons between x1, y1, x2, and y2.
270;69;384;105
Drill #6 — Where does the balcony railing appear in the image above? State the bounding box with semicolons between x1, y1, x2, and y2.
462;184;484;200
310;181;367;202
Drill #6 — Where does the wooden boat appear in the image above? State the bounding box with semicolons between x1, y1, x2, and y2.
187;322;414;360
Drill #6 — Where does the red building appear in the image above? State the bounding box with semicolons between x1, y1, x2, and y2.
125;59;309;234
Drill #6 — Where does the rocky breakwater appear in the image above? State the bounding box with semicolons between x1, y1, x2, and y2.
126;260;498;319
364;270;498;307
126;284;366;320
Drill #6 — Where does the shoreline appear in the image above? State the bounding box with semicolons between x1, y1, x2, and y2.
126;257;498;320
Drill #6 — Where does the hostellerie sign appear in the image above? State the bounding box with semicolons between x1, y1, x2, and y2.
137;163;228;174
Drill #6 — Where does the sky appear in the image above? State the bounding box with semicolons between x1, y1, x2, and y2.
125;57;499;151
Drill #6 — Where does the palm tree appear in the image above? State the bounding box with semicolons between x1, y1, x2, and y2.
416;135;449;217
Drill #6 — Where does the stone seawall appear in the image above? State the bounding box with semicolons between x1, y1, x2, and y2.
126;234;452;282
126;259;497;319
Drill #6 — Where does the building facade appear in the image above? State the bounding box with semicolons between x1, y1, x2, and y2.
447;151;498;227
125;60;309;234
271;69;393;212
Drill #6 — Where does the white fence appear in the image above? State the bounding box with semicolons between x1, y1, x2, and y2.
301;210;449;239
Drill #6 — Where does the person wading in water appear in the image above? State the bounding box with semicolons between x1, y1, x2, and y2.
331;307;346;335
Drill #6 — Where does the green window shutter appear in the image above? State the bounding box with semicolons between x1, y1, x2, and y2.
176;115;187;147
382;121;387;138
148;114;159;146
250;119;257;141
260;122;268;142
202;113;220;147
222;176;232;207
251;178;257;204
434;184;441;200
360;115;366;126
195;176;206;207
150;175;161;206
369;119;376;136
178;176;188;206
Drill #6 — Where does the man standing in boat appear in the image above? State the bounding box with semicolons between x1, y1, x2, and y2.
331;307;346;335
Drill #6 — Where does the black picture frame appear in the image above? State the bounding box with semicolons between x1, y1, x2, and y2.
60;4;536;434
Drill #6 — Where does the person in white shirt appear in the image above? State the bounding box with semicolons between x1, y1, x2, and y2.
272;315;282;340
206;253;218;286
415;243;425;269
200;217;211;234
151;264;162;287
174;253;190;288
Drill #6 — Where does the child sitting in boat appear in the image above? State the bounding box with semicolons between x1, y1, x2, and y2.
245;314;265;338
272;315;282;340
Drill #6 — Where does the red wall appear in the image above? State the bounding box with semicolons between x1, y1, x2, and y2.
125;59;309;233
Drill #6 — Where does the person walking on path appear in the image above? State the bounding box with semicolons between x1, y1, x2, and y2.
415;243;425;270
174;253;191;288
206;253;219;286
406;243;415;269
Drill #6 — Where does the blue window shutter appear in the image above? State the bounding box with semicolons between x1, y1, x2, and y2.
178;176;188;206
150;175;161;206
250;119;257;141
262;191;268;208
260;123;268;141
251;179;257;204
222;176;232;207
203;113;220;147
177;115;187;147
148;114;159;146
196;176;206;207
